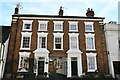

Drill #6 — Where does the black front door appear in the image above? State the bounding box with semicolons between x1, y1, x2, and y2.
71;61;78;76
113;61;120;78
38;61;44;75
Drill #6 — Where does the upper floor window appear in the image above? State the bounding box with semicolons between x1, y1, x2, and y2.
20;32;32;50
22;37;30;48
84;22;94;32
55;37;62;49
39;37;46;48
69;21;78;32
53;33;64;50
86;53;97;72
69;33;79;49
85;33;95;50
38;21;48;31
37;32;48;49
71;37;77;49
54;21;63;31
23;20;33;31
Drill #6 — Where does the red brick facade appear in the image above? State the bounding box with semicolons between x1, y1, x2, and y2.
4;15;109;78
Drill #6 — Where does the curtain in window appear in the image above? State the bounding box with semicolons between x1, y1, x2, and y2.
88;57;95;70
71;37;77;49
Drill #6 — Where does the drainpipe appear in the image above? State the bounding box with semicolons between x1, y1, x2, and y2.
0;43;2;79
0;43;2;60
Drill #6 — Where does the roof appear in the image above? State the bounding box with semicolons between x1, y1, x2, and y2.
12;14;105;19
0;26;11;43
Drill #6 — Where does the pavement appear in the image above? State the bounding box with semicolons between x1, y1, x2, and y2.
2;73;119;80
49;72;66;79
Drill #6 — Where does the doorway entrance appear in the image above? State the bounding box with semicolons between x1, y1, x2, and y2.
38;61;44;75
71;57;78;76
113;61;120;79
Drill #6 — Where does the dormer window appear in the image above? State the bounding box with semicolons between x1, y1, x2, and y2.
22;20;33;31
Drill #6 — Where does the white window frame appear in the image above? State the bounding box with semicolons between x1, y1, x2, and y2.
37;32;48;49
68;33;79;49
18;52;30;72
22;20;33;31
53;33;64;50
20;32;32;50
85;33;96;51
68;21;78;32
86;53;97;72
53;21;63;31
84;22;94;32
38;21;48;31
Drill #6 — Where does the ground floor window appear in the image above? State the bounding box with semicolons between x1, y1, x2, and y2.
18;52;30;72
19;57;29;70
86;53;97;72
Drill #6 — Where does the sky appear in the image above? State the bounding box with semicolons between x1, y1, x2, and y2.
0;0;119;26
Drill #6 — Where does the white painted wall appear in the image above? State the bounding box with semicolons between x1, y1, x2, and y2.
0;37;9;79
104;23;120;77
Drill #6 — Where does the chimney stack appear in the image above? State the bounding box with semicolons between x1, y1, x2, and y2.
58;6;64;16
86;8;94;17
14;4;19;14
14;3;22;14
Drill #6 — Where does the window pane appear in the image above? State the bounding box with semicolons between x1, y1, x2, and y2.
55;44;61;49
39;37;46;48
71;37;77;49
55;24;62;30
40;23;47;30
85;25;92;31
88;57;95;70
86;37;94;49
24;24;31;29
70;24;77;30
22;37;30;48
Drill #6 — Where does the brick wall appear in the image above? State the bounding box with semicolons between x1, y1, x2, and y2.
4;18;109;78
